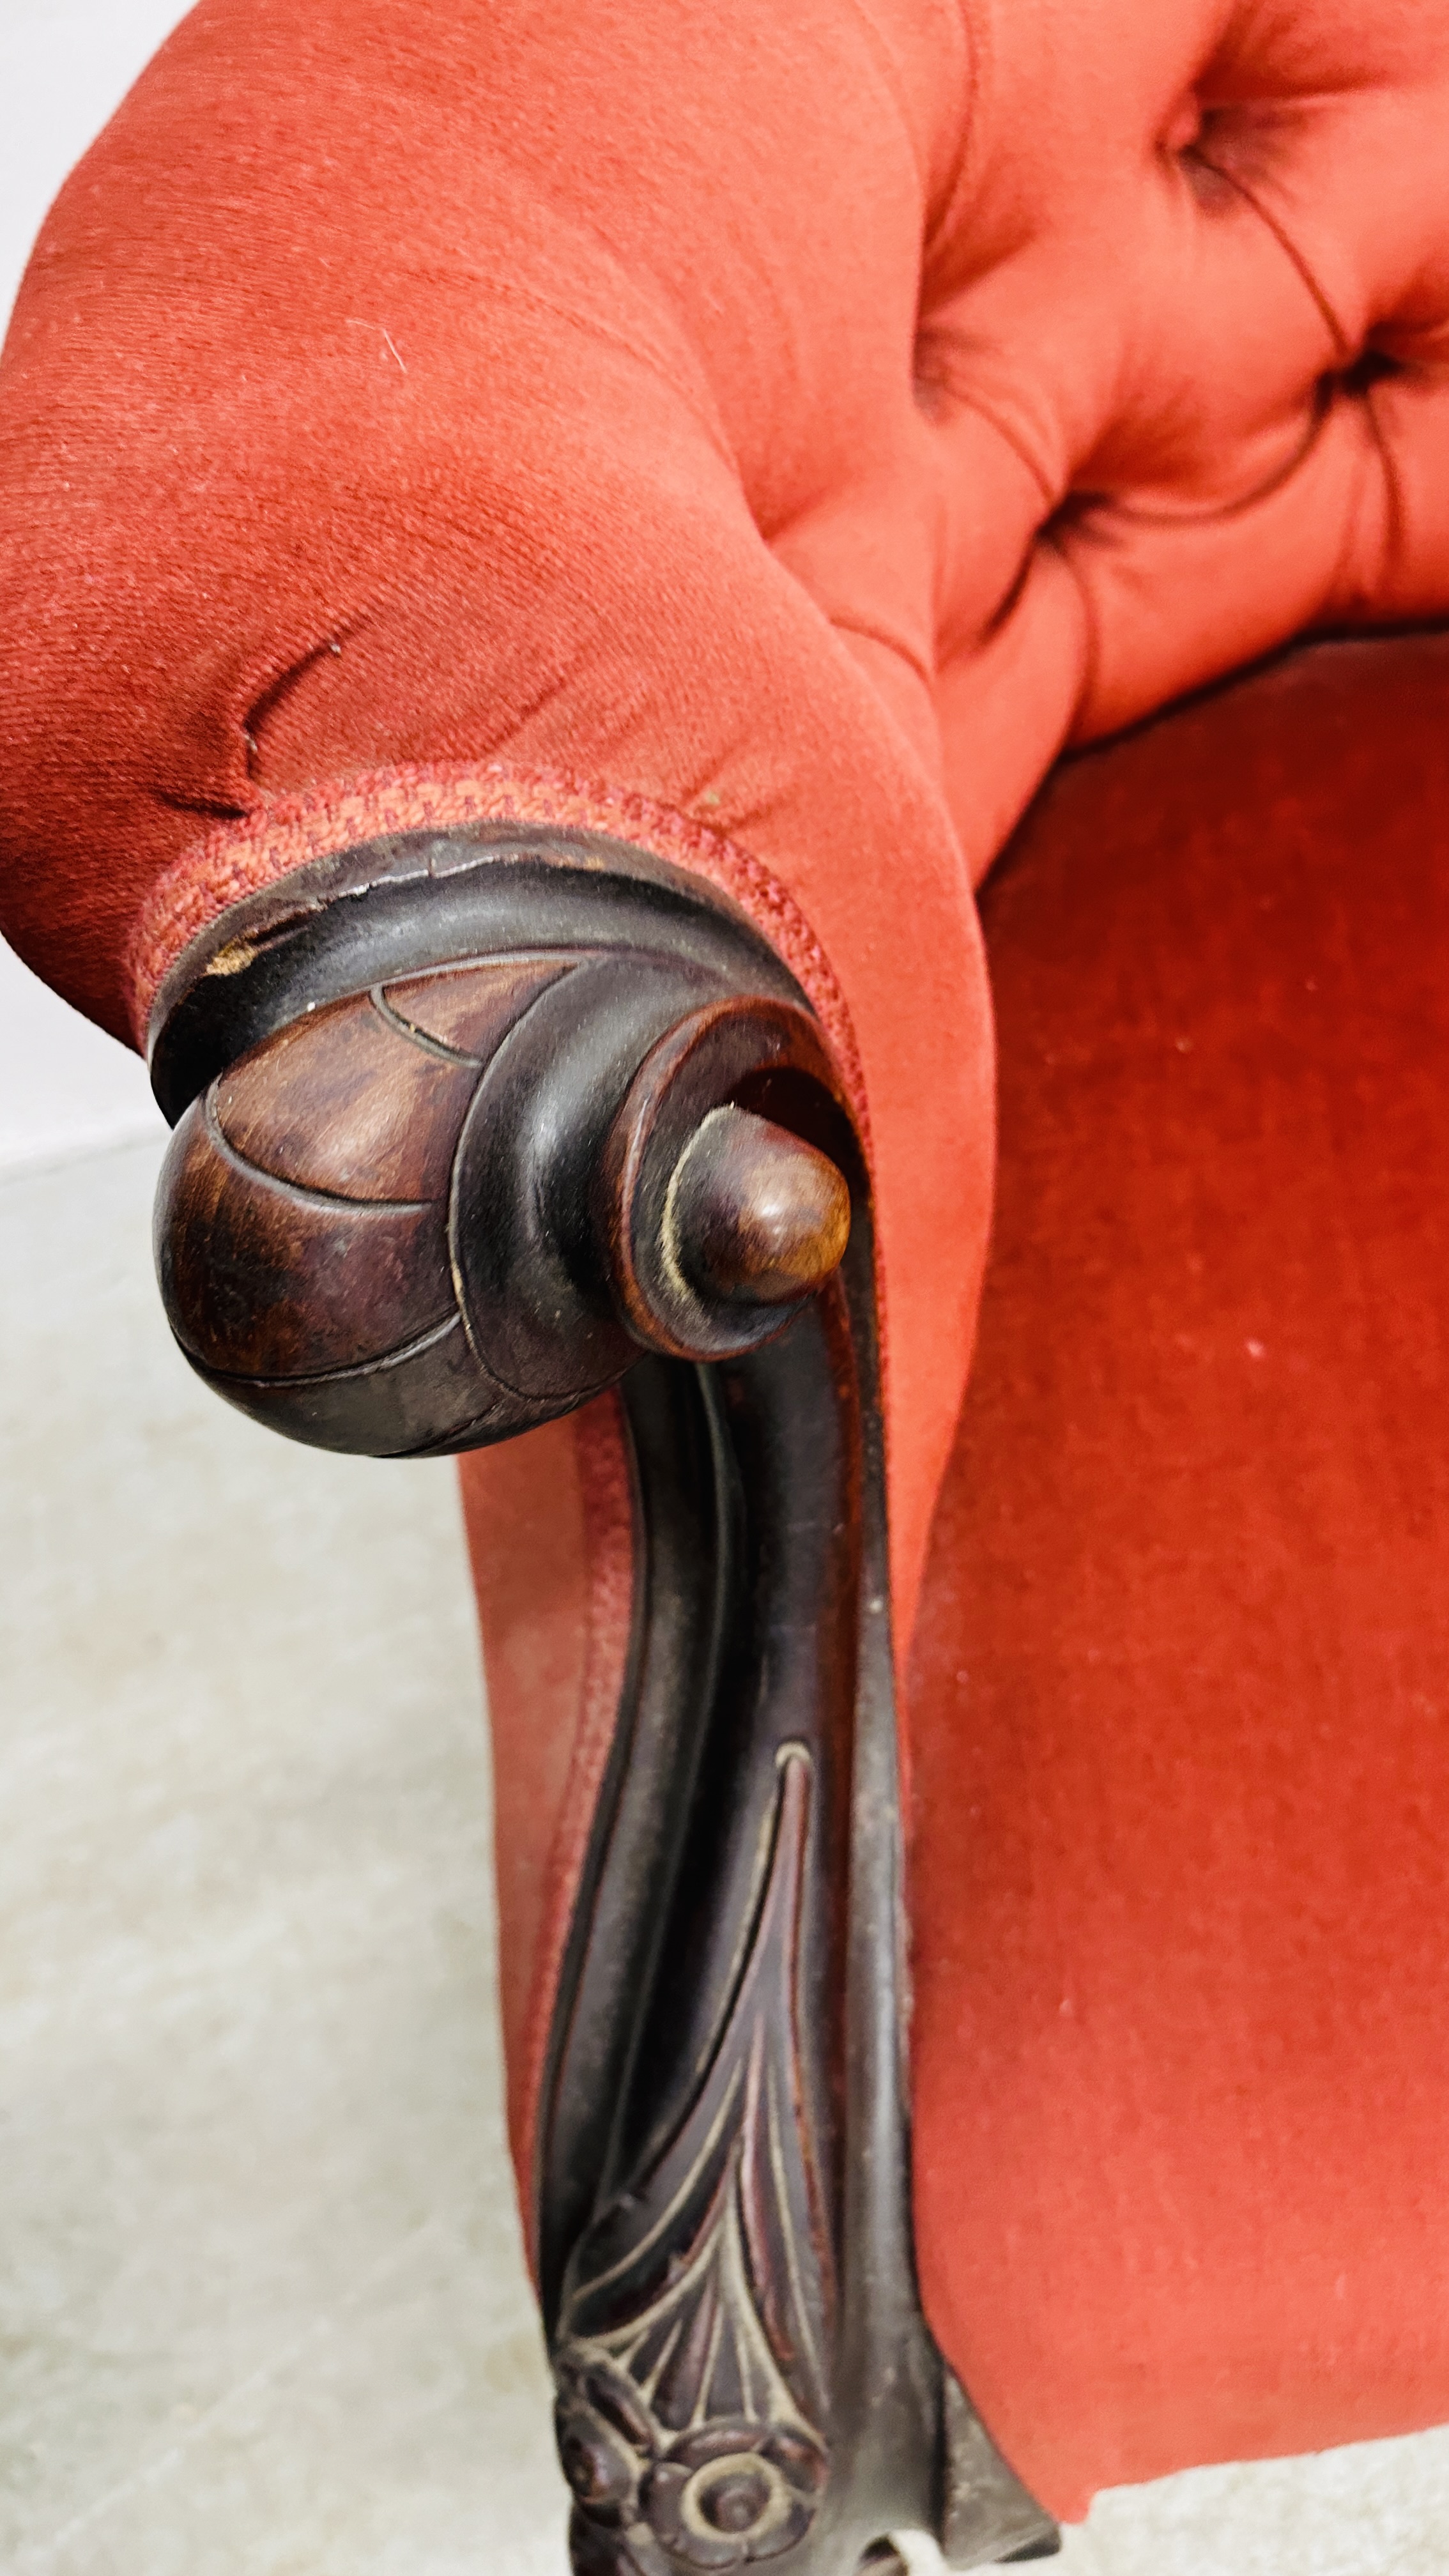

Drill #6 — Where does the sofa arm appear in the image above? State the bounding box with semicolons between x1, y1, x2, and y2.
148;821;1057;2576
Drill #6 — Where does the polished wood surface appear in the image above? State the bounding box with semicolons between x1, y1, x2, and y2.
670;1104;852;1308
148;824;1057;2575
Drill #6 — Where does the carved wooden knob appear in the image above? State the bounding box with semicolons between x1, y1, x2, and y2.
669;1106;852;1308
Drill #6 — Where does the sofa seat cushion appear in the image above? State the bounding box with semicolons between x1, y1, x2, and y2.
910;631;1449;2520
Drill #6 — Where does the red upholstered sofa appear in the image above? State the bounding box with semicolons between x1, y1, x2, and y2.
3;4;1449;2567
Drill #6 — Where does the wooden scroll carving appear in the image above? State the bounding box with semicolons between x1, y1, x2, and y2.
148;824;1059;2576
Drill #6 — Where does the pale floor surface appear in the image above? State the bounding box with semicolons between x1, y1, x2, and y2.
4;1135;1449;2575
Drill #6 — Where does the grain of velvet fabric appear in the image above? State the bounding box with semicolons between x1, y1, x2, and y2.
912;632;1449;2515
1;0;1449;2527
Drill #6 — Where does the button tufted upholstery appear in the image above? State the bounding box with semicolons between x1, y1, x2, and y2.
919;0;1449;761
5;0;1448;1660
1;0;1447;2529
3;0;1449;1639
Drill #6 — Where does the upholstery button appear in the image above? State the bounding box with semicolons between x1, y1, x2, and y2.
1162;94;1202;155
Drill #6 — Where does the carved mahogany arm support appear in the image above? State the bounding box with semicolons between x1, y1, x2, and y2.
148;823;1058;2576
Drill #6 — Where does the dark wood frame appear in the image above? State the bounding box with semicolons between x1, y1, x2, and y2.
149;824;1058;2575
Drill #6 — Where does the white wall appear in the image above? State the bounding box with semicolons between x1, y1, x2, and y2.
0;0;193;1172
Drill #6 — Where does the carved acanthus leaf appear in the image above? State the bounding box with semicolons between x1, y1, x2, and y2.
553;1748;829;2575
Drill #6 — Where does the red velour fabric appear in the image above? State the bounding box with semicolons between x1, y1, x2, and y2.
458;1399;634;2230
910;632;1449;2518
